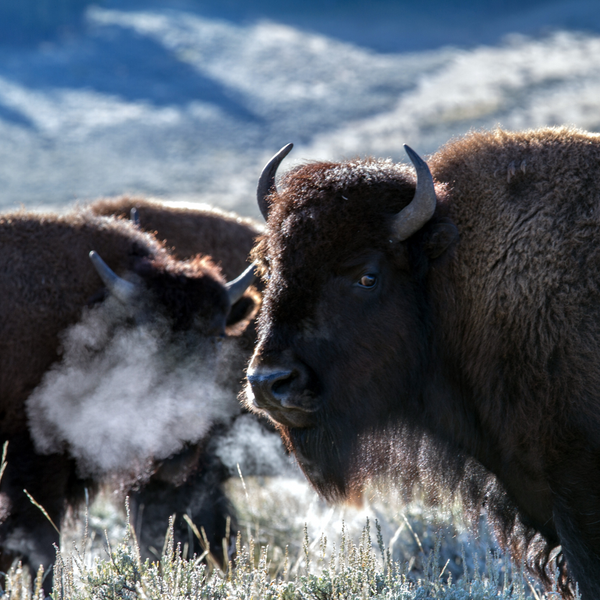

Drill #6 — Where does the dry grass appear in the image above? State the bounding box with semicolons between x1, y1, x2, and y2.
1;472;568;599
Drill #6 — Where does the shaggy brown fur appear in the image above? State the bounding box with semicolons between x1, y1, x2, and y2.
0;208;255;590
89;196;261;278
246;127;600;599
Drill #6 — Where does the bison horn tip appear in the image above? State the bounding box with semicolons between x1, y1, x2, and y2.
257;143;294;221
89;250;138;303
130;207;140;226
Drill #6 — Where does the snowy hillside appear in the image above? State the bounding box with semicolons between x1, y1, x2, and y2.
0;1;599;217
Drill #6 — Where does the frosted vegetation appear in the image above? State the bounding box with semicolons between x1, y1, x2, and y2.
10;480;564;599
0;427;565;599
2;440;566;598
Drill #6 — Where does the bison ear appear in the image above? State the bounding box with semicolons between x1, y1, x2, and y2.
227;295;256;326
422;220;459;259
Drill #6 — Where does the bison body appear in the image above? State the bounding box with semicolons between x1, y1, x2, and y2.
246;128;600;598
0;208;256;588
89;196;261;278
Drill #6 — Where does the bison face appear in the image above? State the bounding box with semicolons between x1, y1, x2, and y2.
247;249;430;497
245;150;458;499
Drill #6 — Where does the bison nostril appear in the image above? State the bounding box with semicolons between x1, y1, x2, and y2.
271;371;297;397
248;370;293;408
248;364;315;413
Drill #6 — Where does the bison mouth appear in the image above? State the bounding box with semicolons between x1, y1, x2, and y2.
244;363;375;500
260;406;317;429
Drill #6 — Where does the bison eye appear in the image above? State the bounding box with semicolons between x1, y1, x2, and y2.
357;274;377;288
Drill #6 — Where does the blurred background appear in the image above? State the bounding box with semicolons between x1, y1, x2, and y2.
1;0;600;217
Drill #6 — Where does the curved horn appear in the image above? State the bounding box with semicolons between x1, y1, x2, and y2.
391;145;438;241
130;207;140;226
226;262;257;305
89;251;138;302
257;143;293;221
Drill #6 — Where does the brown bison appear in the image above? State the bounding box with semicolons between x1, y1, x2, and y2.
86;196;266;567
245;128;600;598
0;207;256;590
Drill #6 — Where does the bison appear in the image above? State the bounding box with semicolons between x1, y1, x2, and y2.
245;128;600;598
0;207;256;590
87;196;268;566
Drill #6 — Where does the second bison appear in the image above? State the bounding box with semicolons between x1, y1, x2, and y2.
88;197;268;565
1;206;255;589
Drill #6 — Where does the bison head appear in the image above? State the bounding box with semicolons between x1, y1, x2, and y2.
26;221;259;479
245;146;459;500
89;249;256;336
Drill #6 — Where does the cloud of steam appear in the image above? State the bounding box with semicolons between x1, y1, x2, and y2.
214;413;298;478
26;296;242;478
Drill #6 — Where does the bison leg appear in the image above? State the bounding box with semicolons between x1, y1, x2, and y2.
0;432;80;594
552;498;600;599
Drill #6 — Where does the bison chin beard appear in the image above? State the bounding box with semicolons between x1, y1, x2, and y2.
279;422;366;502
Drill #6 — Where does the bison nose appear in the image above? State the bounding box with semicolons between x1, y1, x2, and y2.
247;364;316;413
248;370;293;407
